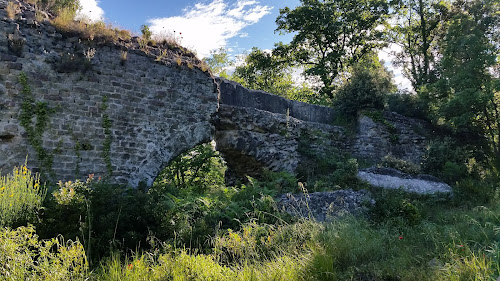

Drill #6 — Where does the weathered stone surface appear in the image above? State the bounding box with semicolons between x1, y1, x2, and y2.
277;189;375;221
351;112;430;165
0;1;217;186
358;167;452;195
216;79;345;183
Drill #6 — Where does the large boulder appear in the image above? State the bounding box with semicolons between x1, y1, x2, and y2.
358;167;452;195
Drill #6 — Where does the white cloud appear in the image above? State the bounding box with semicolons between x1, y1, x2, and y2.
147;0;272;58
76;0;104;22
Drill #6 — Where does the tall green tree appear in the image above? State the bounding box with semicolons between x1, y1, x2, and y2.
431;0;500;158
232;47;318;103
390;0;451;90
275;0;390;98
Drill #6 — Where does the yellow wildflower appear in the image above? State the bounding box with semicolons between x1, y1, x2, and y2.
0;186;5;191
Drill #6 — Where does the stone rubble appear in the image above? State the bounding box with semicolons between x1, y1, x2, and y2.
277;189;375;222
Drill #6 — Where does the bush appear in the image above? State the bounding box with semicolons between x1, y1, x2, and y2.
387;91;428;119
141;24;152;40
38;176;152;263
370;189;422;226
379;155;421;175
0;162;46;227
422;138;471;183
334;53;396;116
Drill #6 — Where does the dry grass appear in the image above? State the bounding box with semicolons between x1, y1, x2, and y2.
51;8;131;43
6;1;18;19
120;50;128;65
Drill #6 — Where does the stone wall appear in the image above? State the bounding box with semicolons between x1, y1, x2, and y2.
216;79;432;182
0;1;217;186
351;112;430;165
215;79;346;182
0;1;432;187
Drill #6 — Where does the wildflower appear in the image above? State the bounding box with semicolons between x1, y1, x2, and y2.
127;264;133;270
0;186;5;191
399;236;403;240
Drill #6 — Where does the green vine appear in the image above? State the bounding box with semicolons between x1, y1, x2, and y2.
74;139;82;178
18;72;55;178
101;95;112;176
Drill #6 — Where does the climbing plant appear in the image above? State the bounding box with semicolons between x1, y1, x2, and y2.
18;72;55;178
100;95;112;176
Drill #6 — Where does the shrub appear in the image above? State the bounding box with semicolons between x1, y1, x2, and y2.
422;137;471;183
141;24;152;40
334;53;396;116
0;225;88;280
54;52;92;73
379;155;421;175
370;189;422;226
387;90;428;119
0;162;46;227
38;177;152;263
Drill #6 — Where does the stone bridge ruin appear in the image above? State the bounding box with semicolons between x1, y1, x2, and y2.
0;2;431;186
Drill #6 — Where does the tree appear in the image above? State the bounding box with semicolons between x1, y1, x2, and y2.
275;0;390;98
203;48;233;78
335;53;396;115
390;0;451;90
232;47;318;103
431;0;500;158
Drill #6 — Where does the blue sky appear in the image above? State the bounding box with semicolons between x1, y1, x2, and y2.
78;0;300;58
77;0;411;90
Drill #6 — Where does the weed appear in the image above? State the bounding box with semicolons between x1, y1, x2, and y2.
120;50;128;66
175;54;182;66
84;48;96;61
55;52;91;73
155;49;168;62
0;225;88;280
0;162;46;227
7;33;25;56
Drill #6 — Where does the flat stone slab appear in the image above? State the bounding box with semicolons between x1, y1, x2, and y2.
277;189;375;222
358;167;452;195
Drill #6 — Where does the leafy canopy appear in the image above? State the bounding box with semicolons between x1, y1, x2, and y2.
275;0;390;98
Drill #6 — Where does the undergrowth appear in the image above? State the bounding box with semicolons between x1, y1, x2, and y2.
1;144;500;280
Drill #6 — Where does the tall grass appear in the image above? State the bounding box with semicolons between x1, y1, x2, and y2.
0;225;88;280
0;162;46;227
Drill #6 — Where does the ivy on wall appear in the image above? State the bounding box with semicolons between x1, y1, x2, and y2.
101;95;112;176
18;72;55;178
